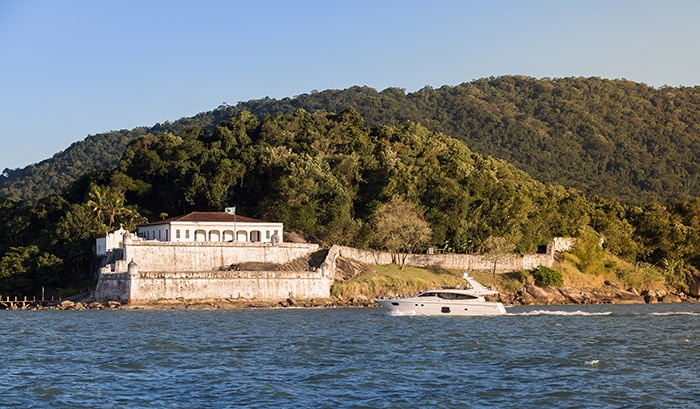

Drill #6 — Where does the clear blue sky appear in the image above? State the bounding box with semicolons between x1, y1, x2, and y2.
1;0;699;171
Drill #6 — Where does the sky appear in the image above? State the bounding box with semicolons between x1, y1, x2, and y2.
1;0;699;171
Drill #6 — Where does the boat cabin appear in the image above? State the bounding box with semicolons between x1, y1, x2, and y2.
418;291;481;300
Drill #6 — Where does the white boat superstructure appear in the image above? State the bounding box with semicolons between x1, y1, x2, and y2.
376;273;507;316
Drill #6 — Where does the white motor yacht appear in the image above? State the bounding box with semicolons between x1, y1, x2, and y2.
376;273;507;316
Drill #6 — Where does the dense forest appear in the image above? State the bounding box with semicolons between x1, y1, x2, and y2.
3;76;700;205
1;108;699;298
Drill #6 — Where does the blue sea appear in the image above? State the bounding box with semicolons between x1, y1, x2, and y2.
1;303;699;408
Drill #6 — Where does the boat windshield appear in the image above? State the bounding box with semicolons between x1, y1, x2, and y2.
417;292;479;300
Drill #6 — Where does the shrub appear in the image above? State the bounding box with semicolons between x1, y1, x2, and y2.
531;266;564;287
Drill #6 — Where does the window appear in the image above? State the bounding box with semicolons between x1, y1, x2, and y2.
176;230;180;239
266;230;271;239
185;230;190;239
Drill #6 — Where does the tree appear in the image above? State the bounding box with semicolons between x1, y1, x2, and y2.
369;197;432;269
86;184;131;229
0;245;62;294
482;235;516;284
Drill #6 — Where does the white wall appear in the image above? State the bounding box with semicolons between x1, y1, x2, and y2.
130;270;332;301
137;222;283;244
122;241;318;272
331;245;554;273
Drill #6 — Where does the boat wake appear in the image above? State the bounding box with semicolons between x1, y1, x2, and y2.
388;310;417;317
651;311;700;316
507;310;613;316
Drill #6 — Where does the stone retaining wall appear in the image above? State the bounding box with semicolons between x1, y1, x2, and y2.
331;245;553;273
135;269;332;301
96;239;327;302
122;239;319;272
96;240;560;303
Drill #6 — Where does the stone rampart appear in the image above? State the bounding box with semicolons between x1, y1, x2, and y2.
96;239;562;303
332;245;553;273
94;270;130;302
130;270;332;301
123;240;319;272
95;240;328;302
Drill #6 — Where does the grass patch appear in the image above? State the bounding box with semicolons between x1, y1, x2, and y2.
332;249;672;301
332;264;466;299
615;262;665;291
558;251;666;291
331;264;526;300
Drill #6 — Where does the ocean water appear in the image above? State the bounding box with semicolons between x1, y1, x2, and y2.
1;303;698;409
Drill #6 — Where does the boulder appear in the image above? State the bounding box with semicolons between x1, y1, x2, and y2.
604;280;621;290
660;293;682;303
107;301;122;308
525;284;552;304
59;300;75;309
558;288;585;304
516;289;537;305
88;301;104;309
612;290;645;304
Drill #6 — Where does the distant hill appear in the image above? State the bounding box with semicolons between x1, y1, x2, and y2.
3;76;700;204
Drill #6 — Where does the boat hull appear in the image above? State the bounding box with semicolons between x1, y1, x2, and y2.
376;299;507;316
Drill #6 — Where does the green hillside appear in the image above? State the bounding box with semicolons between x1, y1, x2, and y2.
2;77;700;204
1;109;698;298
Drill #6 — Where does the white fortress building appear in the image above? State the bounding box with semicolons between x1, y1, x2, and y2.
135;210;283;244
94;211;331;303
94;210;573;304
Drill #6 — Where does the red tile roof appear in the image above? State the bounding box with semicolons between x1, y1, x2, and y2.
139;212;273;226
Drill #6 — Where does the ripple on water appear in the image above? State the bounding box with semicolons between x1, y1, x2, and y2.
0;304;698;408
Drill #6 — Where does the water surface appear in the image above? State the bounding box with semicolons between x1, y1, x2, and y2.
1;303;698;408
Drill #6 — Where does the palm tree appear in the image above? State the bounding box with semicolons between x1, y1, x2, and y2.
87;184;131;229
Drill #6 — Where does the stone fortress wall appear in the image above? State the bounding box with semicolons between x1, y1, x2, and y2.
94;233;332;302
321;238;573;280
95;232;574;303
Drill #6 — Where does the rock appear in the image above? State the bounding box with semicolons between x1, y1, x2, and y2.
547;289;568;304
107;301;122;308
88;302;104;309
517;289;537;305
525;284;552;304
59;300;75;309
660;293;682;303
604;280;622;290
559;288;585;304
612;290;645;304
498;293;516;305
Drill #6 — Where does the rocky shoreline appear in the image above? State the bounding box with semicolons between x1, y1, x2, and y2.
499;280;696;305
2;281;697;311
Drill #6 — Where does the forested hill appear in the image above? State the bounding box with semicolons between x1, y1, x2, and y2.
2;108;699;296
3;76;700;204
